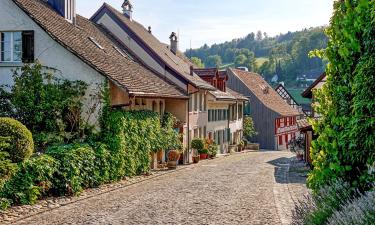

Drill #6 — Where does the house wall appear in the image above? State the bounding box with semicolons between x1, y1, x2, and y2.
227;69;278;150
0;0;105;126
93;13;187;90
229;102;244;145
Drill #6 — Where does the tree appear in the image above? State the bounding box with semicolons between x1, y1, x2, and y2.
243;117;257;141
256;30;263;41
234;54;247;67
190;57;205;68
205;55;222;68
308;0;375;192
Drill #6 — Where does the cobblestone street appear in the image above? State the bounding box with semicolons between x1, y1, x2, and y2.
10;151;309;225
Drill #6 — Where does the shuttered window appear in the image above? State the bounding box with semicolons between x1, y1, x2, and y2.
22;31;34;63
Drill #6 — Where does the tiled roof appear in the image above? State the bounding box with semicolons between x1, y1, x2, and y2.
229;68;300;117
209;90;236;101
193;68;218;77
227;88;248;101
12;0;186;99
297;119;312;131
93;3;215;90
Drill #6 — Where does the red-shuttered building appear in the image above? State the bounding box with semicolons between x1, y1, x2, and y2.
227;68;300;150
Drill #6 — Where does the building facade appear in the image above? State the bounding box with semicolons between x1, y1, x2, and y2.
0;0;187;134
227;68;300;150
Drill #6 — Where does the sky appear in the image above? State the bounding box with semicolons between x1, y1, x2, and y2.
77;0;334;51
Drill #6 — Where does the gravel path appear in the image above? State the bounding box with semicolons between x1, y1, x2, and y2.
8;151;307;225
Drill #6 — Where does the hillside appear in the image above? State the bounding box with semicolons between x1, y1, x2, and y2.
186;27;328;87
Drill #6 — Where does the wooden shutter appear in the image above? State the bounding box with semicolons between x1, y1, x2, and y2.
22;31;34;63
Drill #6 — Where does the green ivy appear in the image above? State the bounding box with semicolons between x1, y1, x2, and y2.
308;0;375;192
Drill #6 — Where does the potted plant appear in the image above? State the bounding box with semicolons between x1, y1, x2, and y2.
238;140;245;152
288;137;306;161
191;138;207;160
205;139;218;158
199;148;209;160
167;150;180;169
192;149;200;163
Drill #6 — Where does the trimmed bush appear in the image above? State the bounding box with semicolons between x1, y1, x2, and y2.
46;144;98;196
0;117;34;163
0;155;58;206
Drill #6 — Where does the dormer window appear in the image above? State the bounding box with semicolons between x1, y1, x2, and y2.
46;0;76;23
0;31;34;63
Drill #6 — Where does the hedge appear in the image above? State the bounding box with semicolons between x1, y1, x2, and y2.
0;110;182;209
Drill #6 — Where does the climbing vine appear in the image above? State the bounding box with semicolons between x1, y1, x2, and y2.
308;0;375;192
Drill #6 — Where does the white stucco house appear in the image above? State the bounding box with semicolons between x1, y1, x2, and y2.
0;0;187;129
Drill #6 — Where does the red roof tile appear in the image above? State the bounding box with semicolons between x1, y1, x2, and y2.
13;0;186;99
229;68;300;116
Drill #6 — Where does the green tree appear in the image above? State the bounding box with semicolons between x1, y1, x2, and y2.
308;0;375;192
205;55;222;68
243;117;257;140
190;57;205;68
234;54;247;67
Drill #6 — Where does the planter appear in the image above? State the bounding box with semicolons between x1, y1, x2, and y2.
247;143;260;151
200;153;208;160
167;150;180;169
193;156;200;164
167;160;178;169
296;153;304;161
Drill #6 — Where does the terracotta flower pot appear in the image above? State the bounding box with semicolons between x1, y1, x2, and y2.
167;160;178;169
193;156;200;163
200;153;208;160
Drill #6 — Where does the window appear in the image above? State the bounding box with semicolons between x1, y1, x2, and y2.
1;32;22;62
159;101;164;115
203;126;207;138
278;135;283;145
238;103;243;119
208;110;211;122
199;93;203;111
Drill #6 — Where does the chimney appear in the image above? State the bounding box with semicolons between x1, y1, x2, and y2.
122;0;133;21
169;32;178;55
46;0;76;24
190;65;194;76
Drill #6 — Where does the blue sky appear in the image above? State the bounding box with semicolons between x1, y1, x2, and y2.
77;0;333;51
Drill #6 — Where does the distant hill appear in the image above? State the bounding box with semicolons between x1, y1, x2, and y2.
186;27;328;87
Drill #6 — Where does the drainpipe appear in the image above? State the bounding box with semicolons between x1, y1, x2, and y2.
186;96;190;164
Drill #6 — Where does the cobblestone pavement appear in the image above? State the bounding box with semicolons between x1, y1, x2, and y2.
8;151;308;225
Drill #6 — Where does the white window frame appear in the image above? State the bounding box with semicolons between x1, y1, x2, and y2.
0;31;22;63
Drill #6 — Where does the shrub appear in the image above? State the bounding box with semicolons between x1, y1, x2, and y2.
308;0;375;192
191;139;204;152
0;117;34;162
292;179;354;225
46;144;97;196
243;117;257;141
0;151;17;190
327;190;375;225
101;110;168;178
0;155;58;206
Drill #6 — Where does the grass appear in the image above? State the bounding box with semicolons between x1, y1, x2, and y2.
255;57;268;67
288;88;311;105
